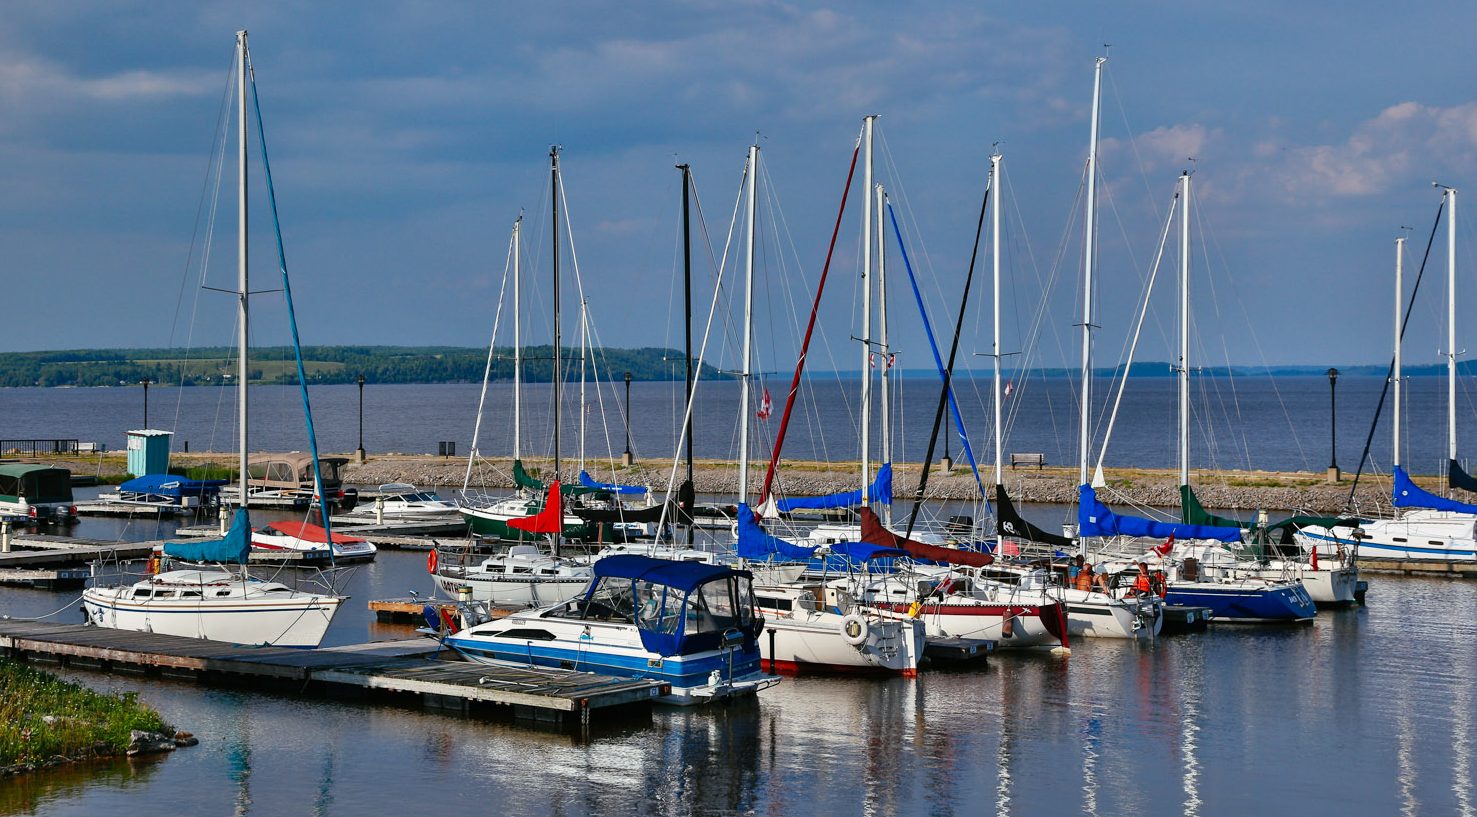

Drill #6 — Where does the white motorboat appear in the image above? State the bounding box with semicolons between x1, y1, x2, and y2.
343;483;460;520
251;520;378;563
753;582;923;675
440;554;777;705
431;543;593;607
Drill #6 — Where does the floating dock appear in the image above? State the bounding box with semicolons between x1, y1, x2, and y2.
1356;558;1476;577
368;597;519;624
1161;605;1214;634
0;619;668;729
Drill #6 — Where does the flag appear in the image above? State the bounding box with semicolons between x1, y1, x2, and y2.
886;352;897;369
1310;545;1319;570
937;574;955;596
1004;380;1015;399
756;387;772;421
1152;532;1175;558
869;353;877;369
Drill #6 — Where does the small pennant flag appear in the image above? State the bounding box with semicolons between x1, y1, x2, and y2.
757;387;773;421
1004;380;1015;399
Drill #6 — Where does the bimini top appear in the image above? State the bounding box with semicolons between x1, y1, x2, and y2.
592;554;748;593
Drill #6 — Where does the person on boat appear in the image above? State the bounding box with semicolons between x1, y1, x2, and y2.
1067;554;1085;581
1074;562;1095;592
1132;562;1153;596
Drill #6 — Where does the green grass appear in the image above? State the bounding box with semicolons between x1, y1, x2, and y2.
0;659;172;767
172;463;237;481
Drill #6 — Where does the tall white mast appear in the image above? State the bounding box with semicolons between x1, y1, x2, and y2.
236;30;249;510
876;181;891;525
1447;186;1459;479
1078;57;1106;488
738;144;758;505
991;151;1004;488
578;300;588;472
860;115;876;505
1394;235;1405;469
1178;171;1191;487
512;216;522;462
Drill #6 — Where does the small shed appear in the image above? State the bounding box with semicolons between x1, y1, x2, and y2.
126;429;173;477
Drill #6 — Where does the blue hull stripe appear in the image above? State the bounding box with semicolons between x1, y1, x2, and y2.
446;638;761;687
1299;530;1477;559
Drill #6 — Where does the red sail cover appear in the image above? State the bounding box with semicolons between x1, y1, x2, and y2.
265;521;365;544
509;480;564;534
860;507;993;567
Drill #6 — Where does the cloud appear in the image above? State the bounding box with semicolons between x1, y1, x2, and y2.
0;55;215;102
1276;100;1477;197
1101;123;1217;174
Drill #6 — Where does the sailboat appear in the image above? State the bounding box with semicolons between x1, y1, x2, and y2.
82;31;344;648
1298;186;1477;568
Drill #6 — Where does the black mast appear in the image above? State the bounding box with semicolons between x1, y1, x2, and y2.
551;145;562;556
678;163;696;544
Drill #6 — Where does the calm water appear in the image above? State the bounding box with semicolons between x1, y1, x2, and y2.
1;505;1475;815
6;373;1477;475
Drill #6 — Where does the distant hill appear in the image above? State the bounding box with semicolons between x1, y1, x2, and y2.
0;346;725;387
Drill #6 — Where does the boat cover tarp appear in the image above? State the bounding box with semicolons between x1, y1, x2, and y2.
509;481;565;534
578;470;646;495
163;507;251;563
1179;484;1246;529
827;540;909;561
775;463;892;512
1181;484;1356;544
1078;484;1242;543
120;474;228;497
1394;465;1477;513
512;459;544;491
572;502;671;524
589;554;755;658
1450;459;1477;494
994;484;1072;548
264;520;365;544
736;503;819;561
591;553;746;592
861;507;995;566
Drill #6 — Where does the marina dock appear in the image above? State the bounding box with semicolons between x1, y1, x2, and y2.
0;619;668;728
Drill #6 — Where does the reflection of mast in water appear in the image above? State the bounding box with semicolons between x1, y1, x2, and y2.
995;708;1014;817
1179;681;1202;817
228;730;252;817
310;751;336;817
1454;654;1473;817
1080;707;1103;817
1396;700;1419;817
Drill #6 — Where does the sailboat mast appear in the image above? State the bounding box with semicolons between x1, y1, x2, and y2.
1078;57;1105;488
579;300;587;472
991;151;1003;488
513;216;522;462
1178;172;1191;487
860;114;876;505
550;146;562;553
1447;186;1458;478
1394;236;1405;469
679;163;695;542
738;145;758;506
236;30;249;510
876;181;891;526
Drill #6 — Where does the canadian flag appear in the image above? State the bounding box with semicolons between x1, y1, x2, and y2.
757;387;772;421
1152;532;1175;558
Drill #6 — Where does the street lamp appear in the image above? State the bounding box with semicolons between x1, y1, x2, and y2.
140;378;152;428
622;371;634;466
1326;367;1340;483
355;374;367;463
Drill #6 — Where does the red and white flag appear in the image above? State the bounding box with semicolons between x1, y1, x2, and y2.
756;387;772;421
1152;532;1175;558
1003;380;1015;399
886;352;897;369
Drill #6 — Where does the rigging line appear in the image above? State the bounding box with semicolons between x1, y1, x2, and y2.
757;129;862;505
902;171;990;542
245;47;336;566
1347;197;1446;508
463;225;516;493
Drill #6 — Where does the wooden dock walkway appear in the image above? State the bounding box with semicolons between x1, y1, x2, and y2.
0;620;667;728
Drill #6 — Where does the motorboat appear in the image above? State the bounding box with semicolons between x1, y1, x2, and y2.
440;554;778;705
342;483;460;520
251;520;378;563
430;543;593;607
753;582;923;676
0;463;77;525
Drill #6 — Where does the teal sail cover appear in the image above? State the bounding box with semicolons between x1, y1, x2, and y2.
1078;485;1242;543
1394;466;1477;513
776;464;892;512
163;507;252;564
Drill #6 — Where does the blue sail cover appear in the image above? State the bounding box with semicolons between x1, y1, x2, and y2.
776;463;893;512
578;470;647;495
1393;466;1477;513
120;475;228;498
736;504;819;561
1077;485;1242;543
163;507;252;563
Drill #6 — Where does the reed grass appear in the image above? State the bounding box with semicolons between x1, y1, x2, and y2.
0;659;171;767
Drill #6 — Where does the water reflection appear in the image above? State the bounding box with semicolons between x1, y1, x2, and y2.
0;757;162;815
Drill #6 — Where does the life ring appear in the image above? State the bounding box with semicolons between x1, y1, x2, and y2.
841;614;870;646
427;549;439;574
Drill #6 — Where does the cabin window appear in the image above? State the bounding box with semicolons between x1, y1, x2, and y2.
757;596;792;611
635;580;680;634
537;568;556;576
214;589;232;597
267;463;294;483
131;589;154;599
23;471;72;504
1392;537;1407;543
1429;540;1443;546
180;590;202;598
511;566;532;574
736;579;754;625
0;475;20;498
686;579;739;635
247;463;270;480
485;628;556;641
583;578;636;623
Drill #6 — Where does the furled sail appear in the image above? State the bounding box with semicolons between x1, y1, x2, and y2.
1394;466;1477;513
1449;459;1477;494
578;470;647;495
1078;484;1242;543
736;503;818;561
163;507;252;564
509;481;565;534
512;459;544;491
995;484;1072;548
860;507;993;567
775;463;893;512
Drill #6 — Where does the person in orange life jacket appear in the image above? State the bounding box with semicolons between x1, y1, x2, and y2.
1133;562;1153;596
1067;554;1085;581
1074;562;1095;592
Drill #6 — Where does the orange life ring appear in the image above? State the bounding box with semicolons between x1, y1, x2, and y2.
427;549;439;574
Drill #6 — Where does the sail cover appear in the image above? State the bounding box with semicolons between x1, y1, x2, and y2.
512;459;544;491
775;463;893;512
1450;459;1477;494
573;502;671;524
994;484;1072;548
163;507;252;563
120;475;228;498
736;503;818;561
1078;485;1242;543
1394;466;1477;513
1179;484;1247;529
509;481;565;534
579;470;646;495
860;507;994;567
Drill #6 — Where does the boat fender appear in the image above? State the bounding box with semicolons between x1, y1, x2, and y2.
1001;614;1014;639
427;549;439;574
841;614;870;646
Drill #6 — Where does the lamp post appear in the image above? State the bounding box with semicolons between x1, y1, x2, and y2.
140;379;152;428
355;374;367;463
1326;367;1340;483
622;371;634;466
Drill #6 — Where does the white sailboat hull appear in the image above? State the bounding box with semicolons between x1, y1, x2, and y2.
81;586;340;648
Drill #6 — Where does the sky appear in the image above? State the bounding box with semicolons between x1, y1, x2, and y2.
4;2;1477;374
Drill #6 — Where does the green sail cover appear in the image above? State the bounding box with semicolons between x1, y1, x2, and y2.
510;459;606;498
1179;484;1246;529
1181;484;1356;544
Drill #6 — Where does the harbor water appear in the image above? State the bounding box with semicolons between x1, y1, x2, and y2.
1;502;1475;815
